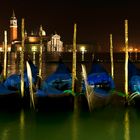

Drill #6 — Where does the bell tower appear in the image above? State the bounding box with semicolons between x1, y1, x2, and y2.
10;10;18;42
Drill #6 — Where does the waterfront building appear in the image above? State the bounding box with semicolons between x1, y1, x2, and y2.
64;44;93;52
24;30;48;52
47;33;63;52
0;11;106;54
9;11;64;53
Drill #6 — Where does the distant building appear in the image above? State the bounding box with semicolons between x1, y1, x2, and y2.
0;44;11;52
11;28;48;52
0;11;107;53
64;44;94;53
47;33;63;52
9;11;64;53
10;10;18;43
24;27;48;52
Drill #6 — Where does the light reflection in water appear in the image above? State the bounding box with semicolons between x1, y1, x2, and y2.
124;109;130;140
7;52;11;76
72;103;79;140
81;52;84;61
32;52;36;65
1;52;68;81
1;129;9;140
19;109;25;140
7;52;18;76
11;52;17;74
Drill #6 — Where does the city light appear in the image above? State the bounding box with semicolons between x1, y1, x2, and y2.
8;47;11;52
80;46;86;61
19;46;22;51
31;46;37;52
80;46;86;52
0;47;3;52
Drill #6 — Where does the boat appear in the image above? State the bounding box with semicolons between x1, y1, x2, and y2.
29;60;74;111
128;60;140;107
82;60;115;111
0;60;38;110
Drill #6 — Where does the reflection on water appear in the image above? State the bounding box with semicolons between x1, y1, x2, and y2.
32;52;36;65
19;110;25;140
1;128;9;140
0;107;139;140
72;103;80;140
124;109;130;140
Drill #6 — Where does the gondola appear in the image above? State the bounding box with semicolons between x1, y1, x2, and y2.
0;60;38;110
82;60;115;111
28;60;74;111
128;60;140;107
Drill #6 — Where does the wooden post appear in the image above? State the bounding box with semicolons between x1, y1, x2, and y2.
21;18;25;98
125;19;129;99
39;25;43;78
3;31;8;80
110;34;114;79
72;24;77;95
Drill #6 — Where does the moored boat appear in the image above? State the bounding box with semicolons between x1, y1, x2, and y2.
128;60;140;107
29;60;74;111
0;60;38;110
82;60;115;111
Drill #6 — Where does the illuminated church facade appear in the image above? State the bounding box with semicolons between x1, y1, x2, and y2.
47;34;63;52
0;11;64;52
0;11;95;53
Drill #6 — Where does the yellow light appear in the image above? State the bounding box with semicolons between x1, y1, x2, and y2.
0;47;3;52
8;47;11;52
134;48;138;51
19;47;22;51
29;37;39;43
129;48;133;52
80;46;85;52
32;46;37;52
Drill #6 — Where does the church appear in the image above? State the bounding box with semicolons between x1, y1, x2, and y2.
0;11;64;53
0;11;95;54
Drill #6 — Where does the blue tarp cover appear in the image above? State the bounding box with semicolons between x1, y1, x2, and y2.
37;61;72;96
3;60;38;90
128;60;140;93
0;83;18;95
87;61;115;90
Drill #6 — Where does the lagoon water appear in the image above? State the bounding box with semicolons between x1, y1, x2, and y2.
0;52;140;140
0;107;140;140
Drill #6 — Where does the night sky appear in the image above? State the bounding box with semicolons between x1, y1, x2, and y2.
0;0;140;51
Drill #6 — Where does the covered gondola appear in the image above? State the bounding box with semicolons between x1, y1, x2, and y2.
32;60;74;111
82;60;115;111
128;60;140;107
0;60;38;110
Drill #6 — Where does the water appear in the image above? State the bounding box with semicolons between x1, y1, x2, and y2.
0;52;140;140
0;107;140;140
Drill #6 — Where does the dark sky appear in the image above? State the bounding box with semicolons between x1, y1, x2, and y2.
0;0;140;51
